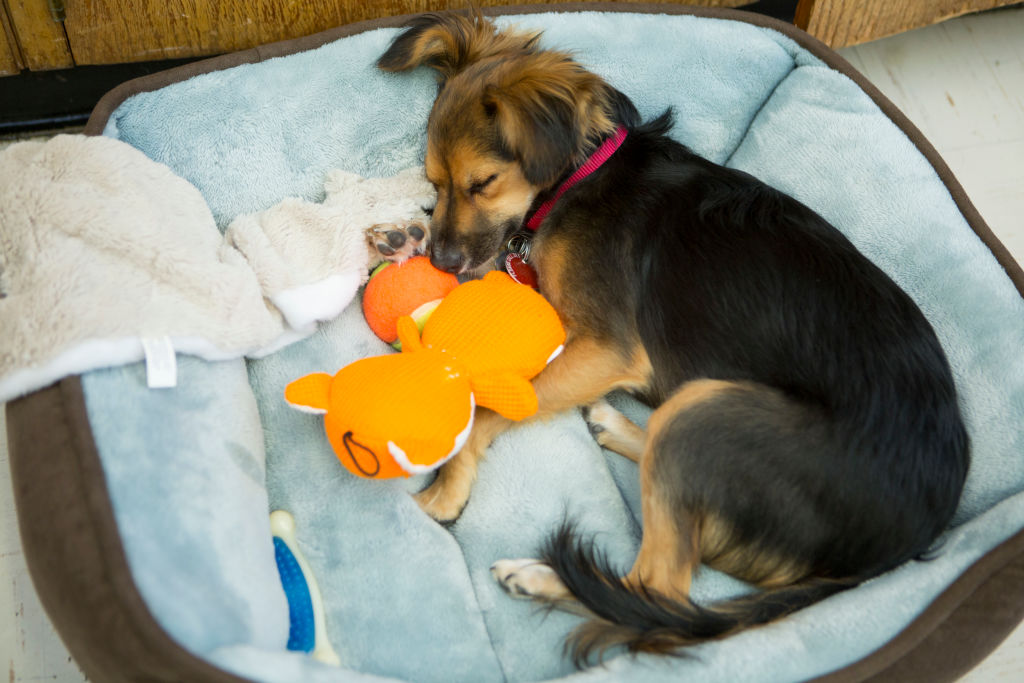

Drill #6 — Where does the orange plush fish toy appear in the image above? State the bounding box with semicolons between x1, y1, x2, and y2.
285;271;565;479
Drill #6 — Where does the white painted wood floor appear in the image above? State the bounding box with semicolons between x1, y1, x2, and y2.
2;5;1023;681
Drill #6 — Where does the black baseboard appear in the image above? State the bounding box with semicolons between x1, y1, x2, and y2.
743;0;797;22
0;58;204;135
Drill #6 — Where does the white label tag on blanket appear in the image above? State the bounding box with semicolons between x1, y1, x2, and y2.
141;336;177;389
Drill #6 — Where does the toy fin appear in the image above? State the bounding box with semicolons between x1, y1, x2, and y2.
284;373;332;415
470;372;538;421
396;315;424;352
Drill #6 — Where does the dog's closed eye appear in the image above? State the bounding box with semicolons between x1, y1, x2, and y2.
469;174;498;196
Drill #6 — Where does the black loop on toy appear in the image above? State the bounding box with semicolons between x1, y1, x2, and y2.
342;431;381;477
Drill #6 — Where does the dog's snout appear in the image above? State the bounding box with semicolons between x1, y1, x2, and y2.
430;243;466;274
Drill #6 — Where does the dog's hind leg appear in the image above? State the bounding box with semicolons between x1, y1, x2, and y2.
582;398;646;463
494;382;729;605
617;382;731;602
413;336;651;522
492;481;698;609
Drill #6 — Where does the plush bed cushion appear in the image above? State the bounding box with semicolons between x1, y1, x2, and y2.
54;6;1024;683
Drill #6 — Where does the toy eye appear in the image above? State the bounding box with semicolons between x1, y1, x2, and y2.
469;174;497;196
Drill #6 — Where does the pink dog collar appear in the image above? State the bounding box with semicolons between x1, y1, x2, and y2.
524;125;628;231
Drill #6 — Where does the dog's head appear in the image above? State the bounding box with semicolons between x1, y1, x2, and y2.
378;12;620;274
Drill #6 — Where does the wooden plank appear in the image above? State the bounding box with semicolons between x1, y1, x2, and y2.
0;8;23;75
795;0;1022;48
62;0;746;65
2;0;73;70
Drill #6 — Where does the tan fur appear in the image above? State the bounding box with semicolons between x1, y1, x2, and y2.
475;51;617;164
412;405;506;521
385;14;817;600
377;12;543;82
643;381;813;589
535;337;652;417
432;144;535;214
620;383;739;603
380;14;893;661
425;140;538;263
414;334;652;521
626;484;697;603
393;12;620;237
429;58;614;190
491;559;575;602
699;513;811;588
645;379;738;439
528;237;581;326
585;399;646;462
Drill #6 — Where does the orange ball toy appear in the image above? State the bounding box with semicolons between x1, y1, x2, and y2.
361;256;459;347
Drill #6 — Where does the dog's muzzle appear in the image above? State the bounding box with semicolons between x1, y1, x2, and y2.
430;242;467;274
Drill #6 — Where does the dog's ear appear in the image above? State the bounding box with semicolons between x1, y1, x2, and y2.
377;11;537;82
484;55;617;187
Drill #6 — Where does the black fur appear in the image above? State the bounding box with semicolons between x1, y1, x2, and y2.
380;13;970;662
541;522;855;666
534;104;969;657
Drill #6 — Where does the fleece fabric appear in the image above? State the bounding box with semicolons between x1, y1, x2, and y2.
76;9;1024;683
0;134;281;401
0;134;432;402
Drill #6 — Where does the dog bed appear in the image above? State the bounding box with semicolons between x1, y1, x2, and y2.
6;3;1024;682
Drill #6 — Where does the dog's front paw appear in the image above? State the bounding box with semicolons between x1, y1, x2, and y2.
582;399;620;448
366;220;428;265
582;399;646;462
413;481;468;525
491;559;570;600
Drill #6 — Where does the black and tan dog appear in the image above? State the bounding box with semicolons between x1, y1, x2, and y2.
378;11;970;664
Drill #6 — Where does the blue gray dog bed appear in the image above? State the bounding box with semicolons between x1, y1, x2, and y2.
6;4;1024;683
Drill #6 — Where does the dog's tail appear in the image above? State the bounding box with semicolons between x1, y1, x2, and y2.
541;522;858;666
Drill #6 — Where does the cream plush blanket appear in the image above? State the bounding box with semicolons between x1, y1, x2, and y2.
0;134;432;401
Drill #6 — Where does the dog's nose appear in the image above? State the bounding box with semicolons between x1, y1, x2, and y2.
430;244;466;274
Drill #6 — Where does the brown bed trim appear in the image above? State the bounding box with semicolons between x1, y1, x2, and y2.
7;377;248;683
7;3;1020;682
815;525;1024;683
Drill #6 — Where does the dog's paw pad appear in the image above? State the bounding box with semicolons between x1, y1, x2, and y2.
386;230;407;248
491;559;568;600
367;220;428;264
